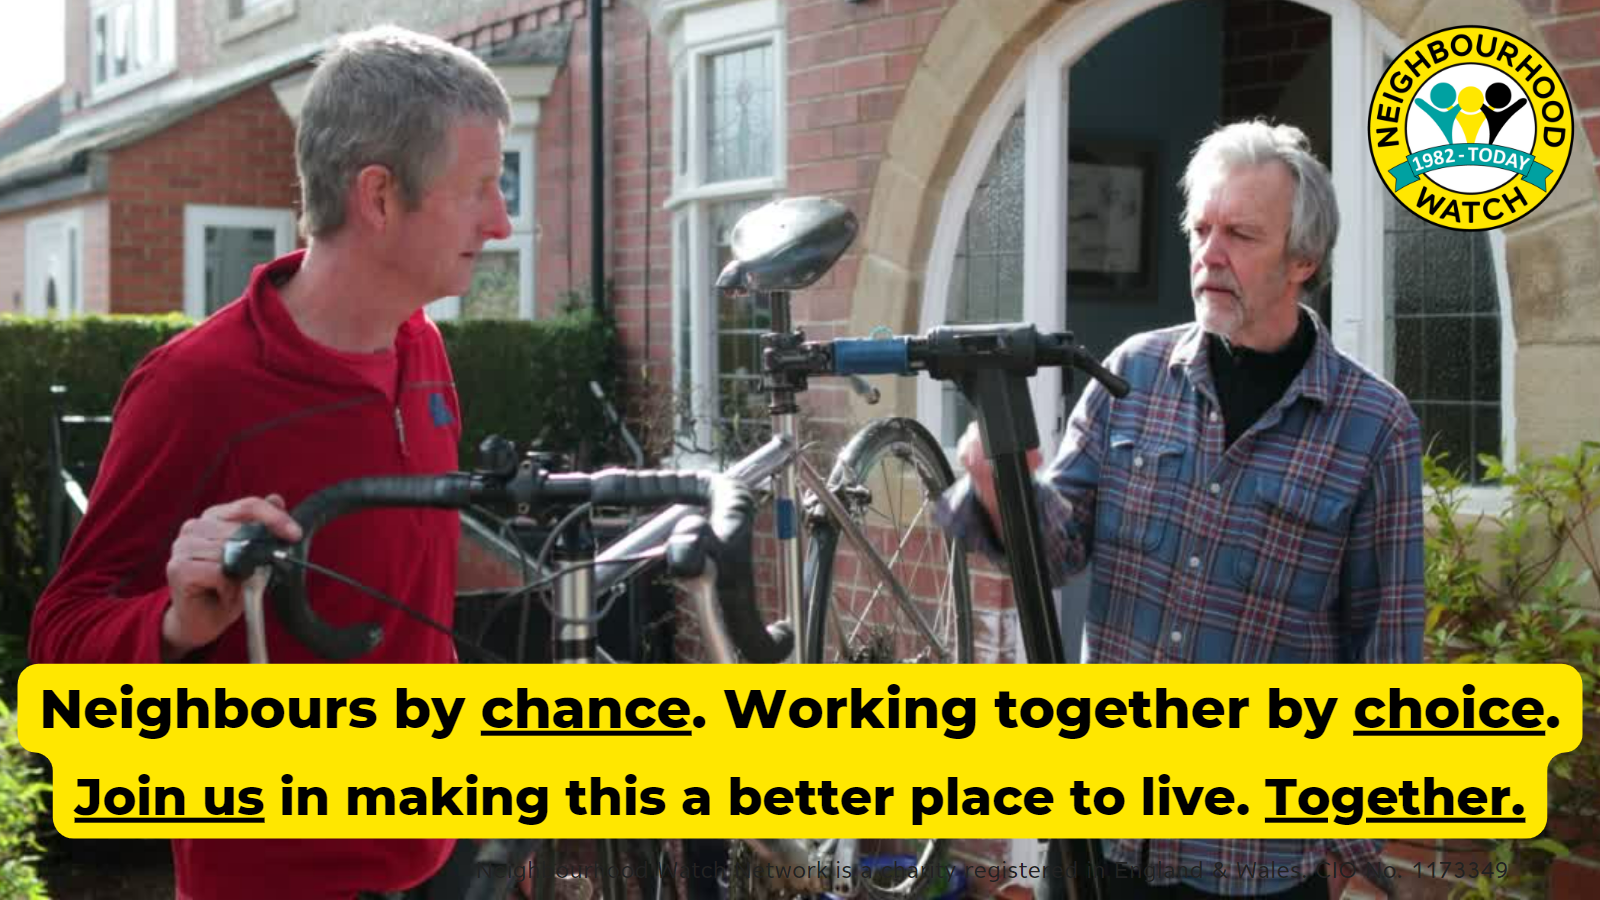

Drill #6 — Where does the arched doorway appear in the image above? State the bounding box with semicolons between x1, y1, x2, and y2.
895;0;1516;659
916;0;1409;456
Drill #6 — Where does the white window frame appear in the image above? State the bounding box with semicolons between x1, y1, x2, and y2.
1356;24;1516;514
234;0;285;15
183;205;296;318
918;0;1514;511
502;130;536;237
89;0;177;102
24;211;85;318
428;130;538;322
665;0;786;455
222;0;296;44
426;244;536;321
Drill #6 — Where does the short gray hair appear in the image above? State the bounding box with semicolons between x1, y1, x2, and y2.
1180;120;1338;296
296;25;511;238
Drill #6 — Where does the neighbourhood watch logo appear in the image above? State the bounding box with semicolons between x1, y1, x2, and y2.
1368;26;1573;230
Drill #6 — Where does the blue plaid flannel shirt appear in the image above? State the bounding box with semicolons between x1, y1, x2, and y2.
940;313;1424;894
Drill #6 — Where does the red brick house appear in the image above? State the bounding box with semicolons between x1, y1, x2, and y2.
2;0;1596;895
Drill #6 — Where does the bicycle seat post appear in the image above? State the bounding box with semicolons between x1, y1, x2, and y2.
758;288;806;663
553;518;597;664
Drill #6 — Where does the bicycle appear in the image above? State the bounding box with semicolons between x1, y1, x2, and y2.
225;196;1130;900
453;197;982;900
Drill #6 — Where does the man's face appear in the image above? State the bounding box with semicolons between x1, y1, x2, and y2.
388;116;512;303
1185;161;1315;349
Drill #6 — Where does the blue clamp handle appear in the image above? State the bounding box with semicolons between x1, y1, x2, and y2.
833;337;910;376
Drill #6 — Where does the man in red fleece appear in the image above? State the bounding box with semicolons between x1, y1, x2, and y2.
30;25;513;900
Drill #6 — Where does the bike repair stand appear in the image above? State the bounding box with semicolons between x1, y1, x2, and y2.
925;326;1106;900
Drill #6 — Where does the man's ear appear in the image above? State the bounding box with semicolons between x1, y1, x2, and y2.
349;164;397;231
1287;255;1318;289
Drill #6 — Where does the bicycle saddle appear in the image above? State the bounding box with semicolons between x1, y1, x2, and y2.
716;196;857;294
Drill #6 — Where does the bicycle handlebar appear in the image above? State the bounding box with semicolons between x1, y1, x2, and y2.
220;466;790;663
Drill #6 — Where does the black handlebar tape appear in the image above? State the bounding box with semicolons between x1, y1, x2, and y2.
275;474;479;661
699;472;793;664
589;469;792;663
587;469;714;507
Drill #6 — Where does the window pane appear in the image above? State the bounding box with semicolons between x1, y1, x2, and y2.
68;230;79;315
460;250;521;319
705;44;774;183
203;225;278;314
677;72;689;176
1384;194;1502;483
943;107;1026;444
113;3;132;77
710;198;770;450
93;15;108;85
136;0;157;70
676;216;693;432
948;108;1025;325
500;151;521;220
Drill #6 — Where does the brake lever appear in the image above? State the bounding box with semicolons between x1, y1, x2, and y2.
222;522;286;579
221;521;289;664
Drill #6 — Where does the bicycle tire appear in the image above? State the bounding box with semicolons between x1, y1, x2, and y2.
805;416;973;666
803;416;971;900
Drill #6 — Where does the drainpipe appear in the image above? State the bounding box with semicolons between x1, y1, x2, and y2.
590;0;605;314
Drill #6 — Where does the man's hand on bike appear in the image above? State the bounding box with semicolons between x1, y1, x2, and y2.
956;422;1042;536
162;494;302;660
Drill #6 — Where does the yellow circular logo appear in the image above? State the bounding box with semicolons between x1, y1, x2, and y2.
1368;26;1573;231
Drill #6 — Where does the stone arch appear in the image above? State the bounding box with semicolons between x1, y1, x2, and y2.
852;0;1600;436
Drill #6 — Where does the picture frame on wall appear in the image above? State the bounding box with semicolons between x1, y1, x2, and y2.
1067;139;1158;302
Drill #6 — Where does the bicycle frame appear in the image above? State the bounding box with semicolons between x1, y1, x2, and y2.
557;286;949;666
559;428;946;665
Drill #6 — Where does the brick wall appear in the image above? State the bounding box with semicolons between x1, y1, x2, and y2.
1529;2;1600;213
82;199;112;314
63;0;88;118
784;0;955;436
448;1;676;397
0;215;26;314
102;81;299;313
1221;0;1330;122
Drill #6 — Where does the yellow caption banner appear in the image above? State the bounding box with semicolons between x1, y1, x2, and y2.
17;663;1581;839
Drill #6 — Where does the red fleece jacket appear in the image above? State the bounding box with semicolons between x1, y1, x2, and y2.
31;251;462;899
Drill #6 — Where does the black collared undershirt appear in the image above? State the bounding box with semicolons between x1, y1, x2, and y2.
1205;308;1316;449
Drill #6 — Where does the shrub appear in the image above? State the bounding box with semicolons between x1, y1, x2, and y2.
0;696;49;899
1425;445;1600;898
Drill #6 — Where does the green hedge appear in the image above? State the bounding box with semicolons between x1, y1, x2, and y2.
0;310;617;634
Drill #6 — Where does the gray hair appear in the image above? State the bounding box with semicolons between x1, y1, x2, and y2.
1179;120;1338;296
296;25;511;238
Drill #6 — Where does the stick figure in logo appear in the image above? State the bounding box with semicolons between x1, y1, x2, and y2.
1455;86;1487;142
1481;81;1528;145
1416;81;1461;143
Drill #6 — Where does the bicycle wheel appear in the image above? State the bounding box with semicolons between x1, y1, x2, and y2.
805;416;973;667
802;416;970;900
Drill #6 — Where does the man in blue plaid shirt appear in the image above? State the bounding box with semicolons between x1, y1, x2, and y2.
943;120;1423;898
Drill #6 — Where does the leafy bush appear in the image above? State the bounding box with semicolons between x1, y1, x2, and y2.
1425;444;1600;898
0;697;49;899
